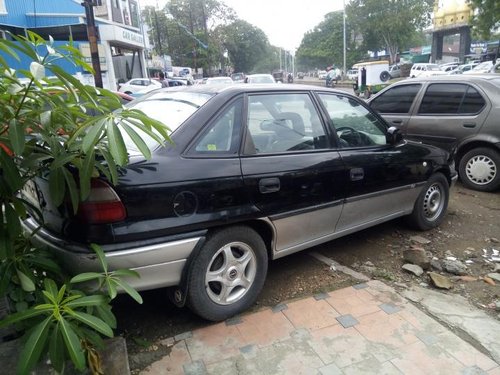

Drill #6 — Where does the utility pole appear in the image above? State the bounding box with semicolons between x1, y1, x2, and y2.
82;0;103;88
343;0;347;80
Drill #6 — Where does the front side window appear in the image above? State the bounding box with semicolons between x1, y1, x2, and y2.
370;84;421;114
245;93;327;154
319;94;387;147
418;84;485;114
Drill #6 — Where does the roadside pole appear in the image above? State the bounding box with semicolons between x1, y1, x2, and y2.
82;0;103;88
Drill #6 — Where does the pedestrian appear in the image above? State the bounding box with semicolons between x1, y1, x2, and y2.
159;72;169;88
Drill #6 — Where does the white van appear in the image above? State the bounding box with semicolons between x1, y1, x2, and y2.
410;63;447;78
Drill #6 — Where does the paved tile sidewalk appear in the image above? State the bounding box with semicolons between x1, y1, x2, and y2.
140;280;500;375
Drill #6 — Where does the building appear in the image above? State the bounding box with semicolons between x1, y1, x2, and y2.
0;0;149;90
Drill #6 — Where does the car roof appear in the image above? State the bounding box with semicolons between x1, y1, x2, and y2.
397;74;500;84
368;74;500;103
150;83;346;96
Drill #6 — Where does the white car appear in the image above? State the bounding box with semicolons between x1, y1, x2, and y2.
346;68;359;80
388;64;400;78
203;77;234;85
448;63;479;75
245;74;276;84
118;78;162;95
318;70;327;79
410;63;447;78
463;61;494;74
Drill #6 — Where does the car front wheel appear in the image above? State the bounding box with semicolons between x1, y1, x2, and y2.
406;173;449;231
459;147;500;192
187;226;268;321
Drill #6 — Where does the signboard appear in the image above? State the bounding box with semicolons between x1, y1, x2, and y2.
78;43;107;71
99;25;145;48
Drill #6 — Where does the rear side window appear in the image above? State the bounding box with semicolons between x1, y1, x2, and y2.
418;83;485;114
192;98;243;154
370;84;421;114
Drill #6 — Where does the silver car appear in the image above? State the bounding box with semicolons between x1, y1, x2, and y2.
368;74;500;192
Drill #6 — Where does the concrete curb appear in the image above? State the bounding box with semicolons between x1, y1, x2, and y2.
403;286;500;363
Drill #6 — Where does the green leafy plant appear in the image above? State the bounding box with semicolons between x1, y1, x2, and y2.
0;245;142;374
0;32;169;374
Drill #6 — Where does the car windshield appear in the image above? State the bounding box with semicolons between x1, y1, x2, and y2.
123;91;213;151
473;61;492;70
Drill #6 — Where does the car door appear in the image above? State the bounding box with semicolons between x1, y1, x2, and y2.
317;93;428;234
369;83;423;131
240;91;346;257
404;82;489;152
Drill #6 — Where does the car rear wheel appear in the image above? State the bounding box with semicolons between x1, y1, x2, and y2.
187;226;268;321
459;148;500;192
406;173;449;231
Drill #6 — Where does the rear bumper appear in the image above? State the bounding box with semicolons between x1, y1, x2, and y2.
23;217;202;291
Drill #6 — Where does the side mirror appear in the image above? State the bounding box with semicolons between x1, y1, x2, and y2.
386;126;403;145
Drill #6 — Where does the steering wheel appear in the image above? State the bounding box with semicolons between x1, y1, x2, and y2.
336;126;375;147
336;126;357;136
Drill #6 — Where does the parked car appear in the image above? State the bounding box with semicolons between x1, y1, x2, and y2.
368;74;500;191
463;61;494;75
448;63;479;75
388;64;401;78
118;78;162;95
409;63;447;78
23;85;456;321
244;74;276;84
318;70;327;79
115;91;135;103
439;62;459;72
488;61;500;74
231;72;246;83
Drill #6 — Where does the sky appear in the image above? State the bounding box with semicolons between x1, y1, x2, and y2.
139;0;345;51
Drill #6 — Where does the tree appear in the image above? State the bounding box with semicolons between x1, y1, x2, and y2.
142;0;236;75
218;20;270;73
295;11;365;73
346;0;434;64
251;45;281;74
466;0;500;40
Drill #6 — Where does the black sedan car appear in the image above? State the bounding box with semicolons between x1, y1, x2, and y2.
24;84;457;321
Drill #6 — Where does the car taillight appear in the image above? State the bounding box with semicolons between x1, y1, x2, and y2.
77;179;126;224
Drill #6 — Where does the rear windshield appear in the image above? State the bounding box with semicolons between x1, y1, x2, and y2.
123;91;213;151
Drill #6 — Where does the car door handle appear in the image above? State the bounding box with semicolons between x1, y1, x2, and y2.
350;168;364;181
259;178;280;194
463;123;476;128
391;119;403;124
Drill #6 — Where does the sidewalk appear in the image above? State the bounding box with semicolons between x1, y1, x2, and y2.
139;280;500;375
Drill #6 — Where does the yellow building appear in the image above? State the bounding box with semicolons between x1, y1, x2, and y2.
433;0;473;30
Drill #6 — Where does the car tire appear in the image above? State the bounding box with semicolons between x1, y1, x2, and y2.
380;71;391;82
458;148;500;192
186;226;268;321
406;173;449;231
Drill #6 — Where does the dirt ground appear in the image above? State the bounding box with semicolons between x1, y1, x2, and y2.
114;181;500;372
